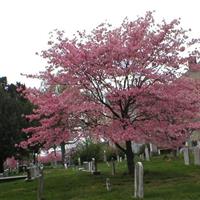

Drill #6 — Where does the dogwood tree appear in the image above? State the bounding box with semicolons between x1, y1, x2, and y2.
20;85;85;165
23;12;200;174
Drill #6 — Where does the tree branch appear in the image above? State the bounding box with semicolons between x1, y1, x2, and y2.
115;142;126;153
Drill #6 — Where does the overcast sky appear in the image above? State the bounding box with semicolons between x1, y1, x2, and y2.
0;0;200;87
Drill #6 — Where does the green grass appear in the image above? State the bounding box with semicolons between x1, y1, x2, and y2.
1;156;200;199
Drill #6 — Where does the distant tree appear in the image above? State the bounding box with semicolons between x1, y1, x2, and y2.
72;139;103;164
0;77;33;172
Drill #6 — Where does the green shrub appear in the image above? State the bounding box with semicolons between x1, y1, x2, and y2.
71;140;103;164
104;146;125;161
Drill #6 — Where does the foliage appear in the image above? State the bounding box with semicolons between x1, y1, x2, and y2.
4;157;18;169
0;77;33;172
72;140;103;164
22;12;200;174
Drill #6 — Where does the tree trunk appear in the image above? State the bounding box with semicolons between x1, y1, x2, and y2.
60;142;66;166
125;141;134;176
0;158;4;173
33;152;37;164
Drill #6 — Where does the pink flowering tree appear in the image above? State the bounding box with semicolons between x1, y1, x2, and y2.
20;83;86;165
23;12;200;175
4;157;18;170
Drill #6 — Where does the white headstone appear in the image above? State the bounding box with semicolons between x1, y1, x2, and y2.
149;143;158;155
131;142;143;154
194;147;200;165
83;161;89;171
183;147;190;165
145;146;150;161
78;157;81;166
139;154;144;160
92;158;96;172
89;161;93;172
124;155;127;160
134;162;144;199
103;150;107;162
117;155;120;162
106;178;111;191
37;167;44;200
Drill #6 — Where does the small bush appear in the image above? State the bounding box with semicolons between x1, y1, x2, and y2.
71;140;103;164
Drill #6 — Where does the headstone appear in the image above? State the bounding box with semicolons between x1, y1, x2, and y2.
91;158;100;175
111;158;116;176
106;161;110;167
82;161;89;171
16;162;19;172
117;155;120;162
53;160;57;168
103;150;107;162
119;157;122;162
106;178;111;191
158;149;161;155
134;162;144;199
183;147;190;165
3;169;9;177
176;147;180;157
27;165;41;180
124;155;127;160
139;154;144;161
64;163;68;169
92;158;96;172
194;147;200;165
78;157;81;166
26;167;32;181
131;142;144;154
89;161;93;172
144;146;150;161
26;164;42;183
37;166;44;200
149;143;158;155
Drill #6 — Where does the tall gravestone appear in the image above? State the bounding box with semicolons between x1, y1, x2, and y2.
92;158;100;175
111;158;116;176
83;161;89;171
183;147;190;165
106;178;111;191
139;153;144;161
134;162;144;199
92;158;96;172
88;161;92;172
78;157;81;166
194;147;200;165
37;166;44;200
144;146;150;161
149;143;158;155
117;155;120;162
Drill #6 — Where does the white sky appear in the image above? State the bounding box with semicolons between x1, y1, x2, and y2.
0;0;200;87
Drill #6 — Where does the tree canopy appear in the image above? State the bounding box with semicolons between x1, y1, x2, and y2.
22;12;200;174
0;77;33;172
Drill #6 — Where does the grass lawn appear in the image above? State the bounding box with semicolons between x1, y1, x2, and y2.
1;156;200;200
